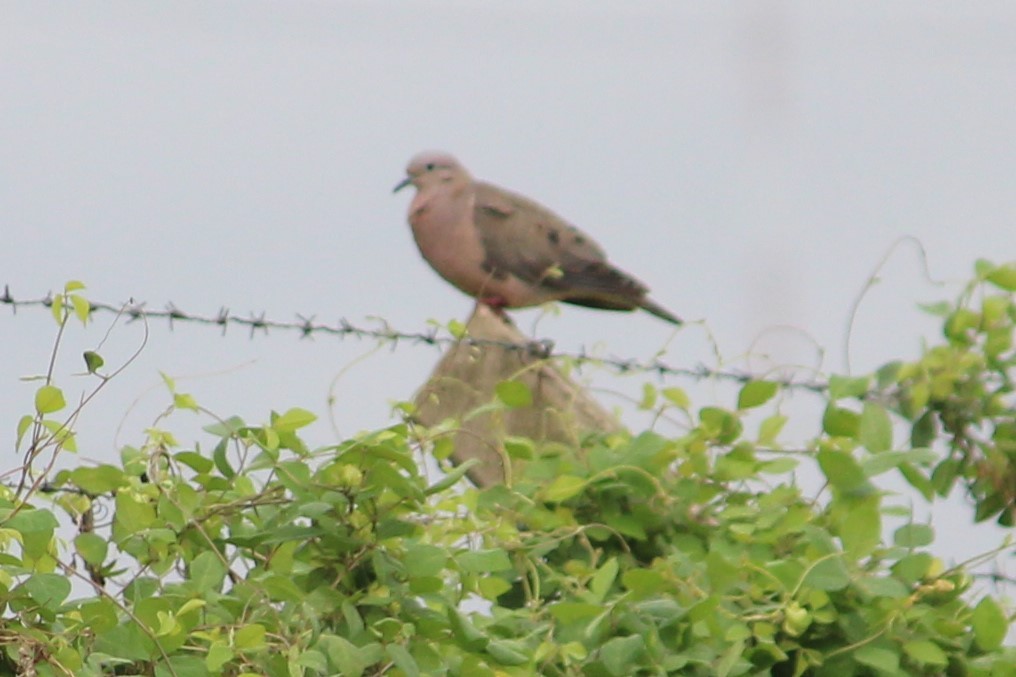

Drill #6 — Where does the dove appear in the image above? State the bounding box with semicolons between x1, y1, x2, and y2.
393;151;681;325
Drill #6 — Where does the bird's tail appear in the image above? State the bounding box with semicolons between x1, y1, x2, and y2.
640;298;682;326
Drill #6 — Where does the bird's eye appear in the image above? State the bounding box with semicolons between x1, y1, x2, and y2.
425;163;436;171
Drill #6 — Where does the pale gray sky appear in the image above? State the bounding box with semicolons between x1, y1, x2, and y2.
2;1;1015;597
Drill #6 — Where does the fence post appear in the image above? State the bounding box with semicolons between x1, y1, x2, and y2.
412;304;622;488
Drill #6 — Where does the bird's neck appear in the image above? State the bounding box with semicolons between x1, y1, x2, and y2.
410;179;474;226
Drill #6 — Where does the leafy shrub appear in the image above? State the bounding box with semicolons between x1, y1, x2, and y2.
1;266;1014;676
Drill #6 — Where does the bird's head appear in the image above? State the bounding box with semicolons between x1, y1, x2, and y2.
393;151;469;193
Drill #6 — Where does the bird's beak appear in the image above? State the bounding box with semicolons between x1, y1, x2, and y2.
393;176;413;193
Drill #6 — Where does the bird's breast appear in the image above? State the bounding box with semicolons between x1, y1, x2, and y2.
408;192;549;307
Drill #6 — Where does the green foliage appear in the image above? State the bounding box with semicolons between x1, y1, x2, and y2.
872;259;1016;525
2;268;1015;675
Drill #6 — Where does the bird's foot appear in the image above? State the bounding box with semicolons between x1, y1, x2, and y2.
479;297;514;325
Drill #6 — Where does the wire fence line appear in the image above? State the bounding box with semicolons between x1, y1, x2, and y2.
1;285;830;393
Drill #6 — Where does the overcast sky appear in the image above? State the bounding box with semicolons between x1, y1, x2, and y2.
2;1;1015;598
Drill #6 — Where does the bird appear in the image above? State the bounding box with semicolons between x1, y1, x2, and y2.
393;151;681;325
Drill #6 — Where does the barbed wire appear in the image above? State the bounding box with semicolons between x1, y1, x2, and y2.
1;285;829;393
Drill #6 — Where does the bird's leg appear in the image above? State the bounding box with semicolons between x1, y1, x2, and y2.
479;297;513;324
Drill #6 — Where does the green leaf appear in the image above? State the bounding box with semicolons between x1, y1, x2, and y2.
478;576;512;600
297;649;328;675
273;407;317;432
985;326;1012;358
448;319;467;339
600;635;645;677
206;643;233;671
893;523;934;548
986;262;1016;291
495;380;532;408
854;646;899;672
931;458;960;497
589;558;619;602
984;295;1011;324
235;624;267;650
75;533;108;566
706;551;740;593
891;553;933;583
758;414;787;445
859;403;892;452
839;497;881;557
662;387;690;409
716;446;756;481
386;643;420;676
542;475;587;502
22;572;71;610
174;451;214;473
822;405;859;437
621;569;665;597
35;384;66;414
503;436;534;459
83;351;105;374
447;607;487;651
903;640;947;667
758;457;798;474
715;638;746;677
856;576;909;599
737;380;778;409
113;492;157;539
124;576;159;605
828;374;871;400
457;548;512;574
899;462;934;501
7;509;59;559
176;598;205;618
173;393;199;411
189;550;226;592
945;309;980;341
425;460;478;495
64;280;86;292
699;407;743;443
15;414;32;450
203;416;245;437
41;418;76;451
971;597;1007;651
875;361;902;388
976;258;995;277
51;293;64;324
316;634;377;677
262;574;303;602
70;465;125;494
93;623;151;662
212;438;235;479
377;516;416;536
918;301;951;317
817;450;865;491
860;449;936;478
485;641;529;666
404;544;447;578
341;601;364;636
78;599;119;633
802;557;851;591
549;602;603;623
166;652;206;677
639;382;658;409
159;371;177;392
70;294;90;323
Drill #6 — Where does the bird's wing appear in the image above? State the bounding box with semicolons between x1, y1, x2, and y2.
472;181;649;308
